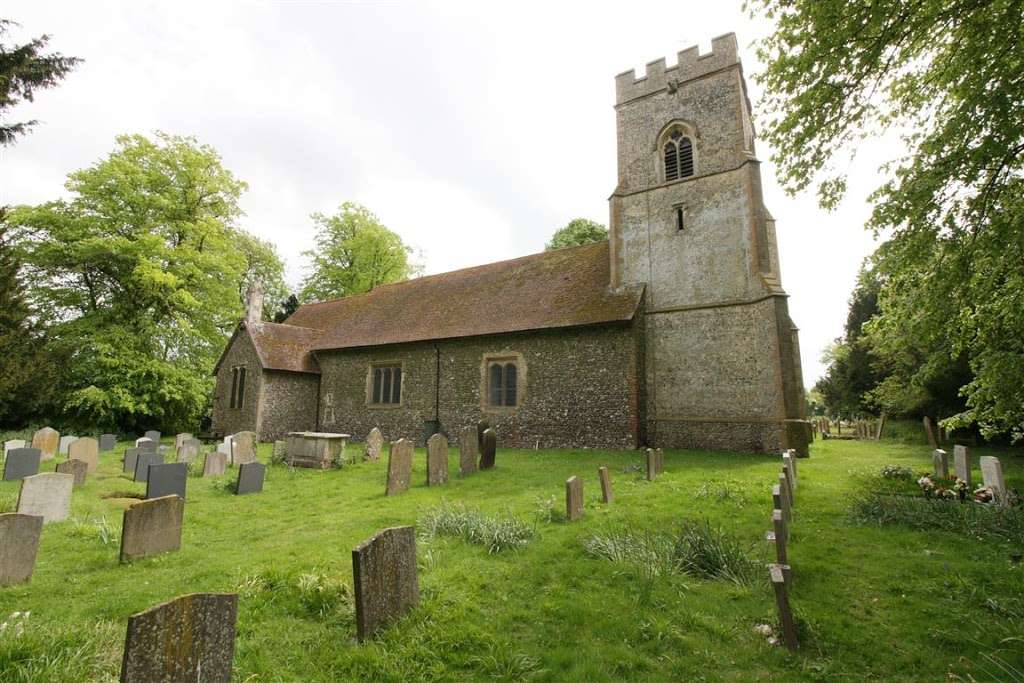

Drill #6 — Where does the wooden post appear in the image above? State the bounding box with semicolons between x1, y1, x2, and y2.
769;563;798;652
772;509;787;563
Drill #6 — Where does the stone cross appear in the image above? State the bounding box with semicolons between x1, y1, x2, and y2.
458;426;479;475
232;431;258;465
56;458;88;487
426;433;449;486
58;435;78;455
953;445;971;486
0;513;43;587
645;448;664;481
144;430;161;443
99;434;117;452
352;526;419;642
364;427;384;462
3;439;26;456
3;448;41;481
772;483;791;524
565;475;583;521
932;449;949;479
31;426;59;461
203;451;227;477
146;463;188;500
598;466;613;503
236;462;266;495
120;495;185;562
176;438;201;465
980;456;1007;506
923;416;938;448
17;472;73;523
479;428;497;470
385;439;413;495
68;437;99;474
120;592;237;683
782;461;797;499
134;452;165;483
769;563;798;652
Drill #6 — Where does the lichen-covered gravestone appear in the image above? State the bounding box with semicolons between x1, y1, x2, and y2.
458;426;479;476
144;430;161;443
426;433;449;486
3;448;41;481
954;445;971;486
134;452;165;483
352;526;419;642
174;433;194;450
31;426;59;461
385;439;413;495
232;431;258;465
120;592;237;683
598;466;613;504
99;434;117;452
980;456;1007;506
235;462;266;495
146;463;188;500
68;437;99;474
120;495;185;562
56;458;88;487
176;438;201;465
203;451;227;477
58;435;78;455
566;475;583;521
0;513;43;587
17;472;73;523
479;428;497;470
364;427;384;462
933;449;949;479
137;439;158;453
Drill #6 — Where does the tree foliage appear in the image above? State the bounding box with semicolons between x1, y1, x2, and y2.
751;0;1024;439
545;218;608;251
299;202;418;302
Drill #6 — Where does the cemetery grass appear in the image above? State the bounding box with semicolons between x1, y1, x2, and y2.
0;439;1022;681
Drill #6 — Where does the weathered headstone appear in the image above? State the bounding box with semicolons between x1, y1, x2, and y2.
426;433;449;486
146;463;187;500
56;458;88;487
458;426;478;475
31;426;59;461
216;441;232;459
203;451;227;477
138;439;158;453
4;439;26;455
134;452;165;483
645;447;663;481
364;427;384;462
232;431;257;465
99;433;117;452
0;513;43;587
135;436;153;448
3;448;41;481
352;526;419;642
980;456;1007;506
772;483;791;524
174;433;194;450
123;447;142;474
476;419;490;450
58;435;78;455
385;439;413;495
17;472;73;523
598;466;613;504
769;563;798;652
954;444;971;486
120;592;237;683
176;438;201;464
565;475;583;521
932;449;949;479
923;416;938;448
479;428;497;470
235;462;266;495
68;437;99;474
120;495;184;562
144;430;161;443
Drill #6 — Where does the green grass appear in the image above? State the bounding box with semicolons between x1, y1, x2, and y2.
0;437;1022;681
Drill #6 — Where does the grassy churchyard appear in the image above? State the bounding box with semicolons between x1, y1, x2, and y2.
0;434;1022;681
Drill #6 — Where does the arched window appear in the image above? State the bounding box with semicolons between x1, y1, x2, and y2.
503;363;517;406
486;358;521;407
489;363;503;406
662;128;695;181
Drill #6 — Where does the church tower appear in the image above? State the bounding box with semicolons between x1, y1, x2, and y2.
610;33;809;455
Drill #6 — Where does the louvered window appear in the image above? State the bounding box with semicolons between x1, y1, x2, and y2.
663;131;695;181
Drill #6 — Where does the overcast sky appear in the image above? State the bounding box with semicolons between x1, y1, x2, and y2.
1;0;889;386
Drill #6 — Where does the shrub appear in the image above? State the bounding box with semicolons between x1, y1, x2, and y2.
420;504;535;554
850;491;1024;541
880;465;914;480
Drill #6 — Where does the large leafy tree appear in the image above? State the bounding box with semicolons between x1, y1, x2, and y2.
236;230;289;321
299;202;418;302
8;133;256;432
545;218;608;251
751;0;1024;439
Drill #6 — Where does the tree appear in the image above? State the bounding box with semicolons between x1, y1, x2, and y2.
751;0;1024;440
8;132;250;432
545;218;608;251
236;230;288;322
299;202;418;302
274;294;300;323
0;19;81;146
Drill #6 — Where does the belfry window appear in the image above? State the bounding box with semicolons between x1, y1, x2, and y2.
663;130;695;181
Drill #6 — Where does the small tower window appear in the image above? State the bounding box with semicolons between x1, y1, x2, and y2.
662;129;695;181
674;205;685;231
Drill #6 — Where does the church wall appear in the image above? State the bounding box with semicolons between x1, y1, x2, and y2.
258;370;319;442
211;330;263;437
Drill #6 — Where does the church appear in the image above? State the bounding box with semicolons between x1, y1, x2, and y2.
210;33;810;455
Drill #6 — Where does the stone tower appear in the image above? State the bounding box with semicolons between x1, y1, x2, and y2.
609;33;808;455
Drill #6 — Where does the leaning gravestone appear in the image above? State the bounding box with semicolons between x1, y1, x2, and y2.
4;439;26;456
235;462;266;495
0;513;43;587
134;452;165;483
174;433;194;450
980;456;1007;506
426;433;449;486
120;592;237;683
176;438;201;465
933;449;949;479
56;458;88;487
479;428;497;470
68;437;99;474
954;444;971;486
99;433;117;452
458;426;479;476
3;448;41;481
598;466;613;504
385;439;413;496
31;426;59;461
566;475;583;521
364;427;384;462
58;435;78;455
17;472;73;523
203;451;227;477
144;430;161;443
146;463;188;500
352;526;419;642
232;431;257;465
123;447;143;475
120;495;184;562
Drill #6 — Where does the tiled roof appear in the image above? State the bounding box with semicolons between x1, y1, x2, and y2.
247;322;323;373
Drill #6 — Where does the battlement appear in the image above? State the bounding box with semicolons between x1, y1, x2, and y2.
615;33;740;106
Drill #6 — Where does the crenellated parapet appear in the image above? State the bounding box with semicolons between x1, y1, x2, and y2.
615;33;739;106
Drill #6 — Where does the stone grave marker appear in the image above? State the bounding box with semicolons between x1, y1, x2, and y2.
176;438;201;465
385;439;413;496
135;436;154;448
203;451;227;477
134;452;165;483
784;450;799;479
17;472;73;523
120;495;184;562
779;472;793;511
980;456;1007;505
932;449;949;478
123;447;143;474
769;563;798;652
364;427;384;462
232;431;257;465
426;433;449;486
352;526;419;642
954;445;971;486
119;592;237;683
216;440;232;460
768;509;788;564
56;458;88;487
146;463;187;500
479;428;497;470
174;433;194;450
566;475;583;521
144;430;161;443
138;439;158;454
476;419;490;450
923;416;938;448
4;439;26;455
31;426;59;461
68;436;99;474
99;434;117;452
598;466;613;503
3;447;41;481
236;462;266;495
645;448;663;481
58;435;78;455
783;460;797;499
458;426;478;475
0;513;43;587
772;483;790;524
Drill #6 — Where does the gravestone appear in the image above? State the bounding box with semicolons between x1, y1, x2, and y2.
4;439;26;455
68;437;99;474
0;513;43;587
134;452;165;483
772;483;791;524
236;462;266;495
120;495;184;562
174;433;194;450
352;526;419;642
176;438;201;465
458;426;478;475
100;434;117;452
144;430;161;443
3;448;41;481
232;431;257;465
779;472;793;511
566;475;583;521
203;451;227;477
216;441;232;459
426;433;448;486
980;456;1007;505
31;426;59;461
120;592;237;683
385;439;413;496
784;450;799;480
783;460;797;498
476;419;490;450
56;458;88;487
769;563;798;652
135;437;154;448
146;463;187;500
364;427;384;462
954;444;971;486
58;435;78;455
645;448;663;481
598;466;613;504
17;472;73;523
123;447;143;474
932;449;949;478
137;439;158;453
479;428;497;470
923;416;938;448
